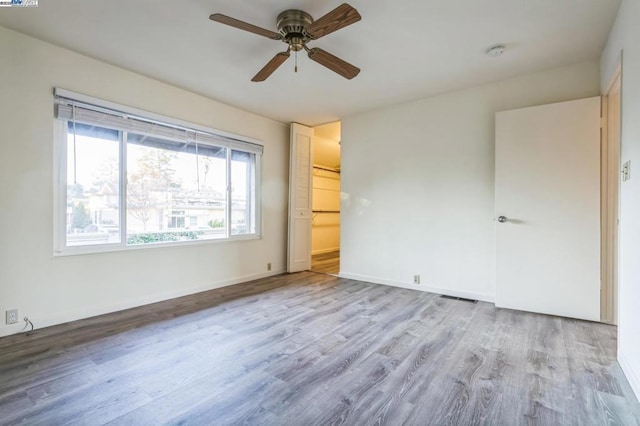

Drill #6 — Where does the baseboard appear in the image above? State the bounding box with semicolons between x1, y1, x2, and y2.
311;247;340;255
619;349;640;403
0;269;285;338
338;272;495;303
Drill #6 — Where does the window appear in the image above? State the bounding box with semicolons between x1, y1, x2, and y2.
54;89;262;254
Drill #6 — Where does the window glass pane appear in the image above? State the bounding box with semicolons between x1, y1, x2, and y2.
231;150;256;235
126;133;227;245
57;95;262;254
66;123;121;246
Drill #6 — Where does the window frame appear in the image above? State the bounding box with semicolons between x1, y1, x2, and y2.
53;89;263;256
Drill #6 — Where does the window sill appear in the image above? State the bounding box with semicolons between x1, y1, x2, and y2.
53;233;263;257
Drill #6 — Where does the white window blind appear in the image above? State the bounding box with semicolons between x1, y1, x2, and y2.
54;94;263;155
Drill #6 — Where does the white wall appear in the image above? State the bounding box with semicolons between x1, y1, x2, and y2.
314;122;341;145
341;60;600;302
0;26;289;337
313;134;341;169
601;0;640;401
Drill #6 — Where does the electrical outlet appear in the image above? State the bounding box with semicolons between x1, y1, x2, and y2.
267;263;272;271
6;309;18;325
413;275;421;285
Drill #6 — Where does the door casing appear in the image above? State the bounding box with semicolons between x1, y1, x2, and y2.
601;63;622;324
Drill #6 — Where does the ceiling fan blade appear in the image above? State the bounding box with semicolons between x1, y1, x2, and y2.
307;47;360;80
252;51;290;82
305;4;361;39
210;14;281;40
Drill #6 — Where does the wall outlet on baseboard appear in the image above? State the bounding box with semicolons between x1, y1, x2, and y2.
413;275;421;285
267;263;272;271
6;309;18;325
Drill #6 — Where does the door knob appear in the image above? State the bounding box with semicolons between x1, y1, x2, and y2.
497;216;508;223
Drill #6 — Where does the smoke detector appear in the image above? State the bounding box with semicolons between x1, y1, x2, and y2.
486;45;506;57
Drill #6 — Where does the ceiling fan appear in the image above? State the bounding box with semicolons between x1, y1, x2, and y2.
210;3;361;82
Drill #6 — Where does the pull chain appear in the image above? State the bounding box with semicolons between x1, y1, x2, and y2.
295;50;298;73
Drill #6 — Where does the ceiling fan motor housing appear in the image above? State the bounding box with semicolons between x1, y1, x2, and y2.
277;9;313;51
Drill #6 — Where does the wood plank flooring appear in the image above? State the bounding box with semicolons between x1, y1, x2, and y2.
0;272;639;425
311;250;340;275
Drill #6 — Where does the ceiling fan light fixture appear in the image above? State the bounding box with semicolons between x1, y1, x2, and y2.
486;44;506;57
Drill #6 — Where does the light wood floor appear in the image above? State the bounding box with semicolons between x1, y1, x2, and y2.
311;250;340;275
1;272;639;425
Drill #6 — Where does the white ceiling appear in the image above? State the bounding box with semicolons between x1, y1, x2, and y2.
0;0;620;126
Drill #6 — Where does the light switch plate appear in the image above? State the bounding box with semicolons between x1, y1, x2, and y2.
622;161;631;182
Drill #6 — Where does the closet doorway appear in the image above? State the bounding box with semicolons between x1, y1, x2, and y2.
311;122;341;275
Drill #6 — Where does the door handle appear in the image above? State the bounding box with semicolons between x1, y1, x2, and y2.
497;216;508;223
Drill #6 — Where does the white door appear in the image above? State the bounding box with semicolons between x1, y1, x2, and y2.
495;97;601;321
287;123;314;272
